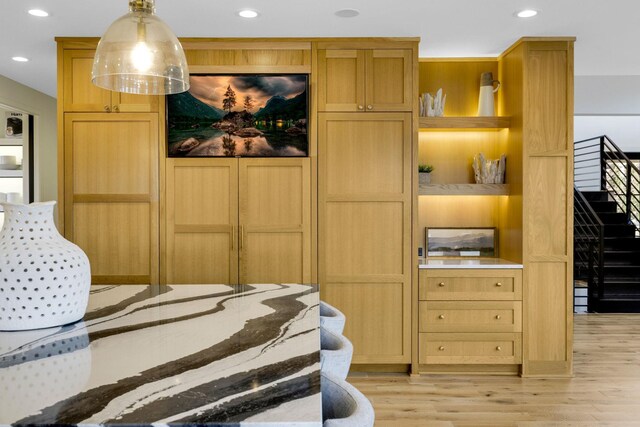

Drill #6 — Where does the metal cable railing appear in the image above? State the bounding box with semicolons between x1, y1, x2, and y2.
573;187;604;308
574;135;640;237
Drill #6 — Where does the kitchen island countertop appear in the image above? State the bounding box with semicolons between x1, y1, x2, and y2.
0;283;321;426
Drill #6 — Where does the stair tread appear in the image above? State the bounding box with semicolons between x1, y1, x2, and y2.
604;277;640;286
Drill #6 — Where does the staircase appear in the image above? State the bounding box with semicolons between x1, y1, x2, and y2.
578;190;640;312
574;135;640;312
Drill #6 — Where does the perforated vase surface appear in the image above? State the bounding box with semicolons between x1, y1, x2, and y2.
0;202;91;331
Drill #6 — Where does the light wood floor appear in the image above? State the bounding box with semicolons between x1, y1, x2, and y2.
349;314;640;426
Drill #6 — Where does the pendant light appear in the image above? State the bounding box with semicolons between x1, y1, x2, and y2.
92;0;190;95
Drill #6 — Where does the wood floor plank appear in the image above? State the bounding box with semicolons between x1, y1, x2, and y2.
348;314;640;426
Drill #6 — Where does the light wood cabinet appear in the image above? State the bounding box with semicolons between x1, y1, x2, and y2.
62;49;158;113
499;39;575;377
317;49;412;112
418;268;523;368
417;38;574;377
165;158;311;285
319;112;413;364
63;113;159;284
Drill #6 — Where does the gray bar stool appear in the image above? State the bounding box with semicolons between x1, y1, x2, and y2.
320;326;353;380
321;371;375;427
320;300;346;335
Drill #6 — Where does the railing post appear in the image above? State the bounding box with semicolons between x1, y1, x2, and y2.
598;224;605;304
600;136;606;191
587;240;595;313
626;160;632;223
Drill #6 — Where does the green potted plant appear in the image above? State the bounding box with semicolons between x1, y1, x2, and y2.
418;164;434;185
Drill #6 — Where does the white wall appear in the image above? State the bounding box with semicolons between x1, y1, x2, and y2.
575;75;640;152
0;74;57;204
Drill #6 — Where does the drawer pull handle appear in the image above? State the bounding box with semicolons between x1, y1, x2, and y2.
438;314;445;319
438;282;445;287
438;346;445;351
495;315;502;320
496;346;502;351
496;282;503;287
358;105;364;110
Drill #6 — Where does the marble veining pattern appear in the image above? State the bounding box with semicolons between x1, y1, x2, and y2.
0;283;321;426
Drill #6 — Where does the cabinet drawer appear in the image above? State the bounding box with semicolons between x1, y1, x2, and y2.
419;333;522;364
419;301;522;333
419;269;522;300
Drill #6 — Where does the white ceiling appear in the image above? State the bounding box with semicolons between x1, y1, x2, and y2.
1;0;638;98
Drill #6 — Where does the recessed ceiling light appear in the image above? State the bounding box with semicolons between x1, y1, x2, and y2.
12;57;29;62
516;9;538;18
28;9;49;17
238;9;259;18
335;9;360;18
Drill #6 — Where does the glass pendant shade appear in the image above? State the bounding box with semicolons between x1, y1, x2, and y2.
92;0;190;95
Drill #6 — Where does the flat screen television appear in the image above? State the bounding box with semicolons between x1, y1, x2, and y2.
167;74;308;157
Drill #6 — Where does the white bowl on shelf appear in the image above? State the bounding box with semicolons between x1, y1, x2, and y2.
0;155;16;163
0;155;18;169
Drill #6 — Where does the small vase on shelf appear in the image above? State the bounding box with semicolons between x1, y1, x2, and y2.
0;201;91;331
418;164;434;185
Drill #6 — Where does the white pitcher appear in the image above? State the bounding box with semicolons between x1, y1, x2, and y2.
477;72;501;117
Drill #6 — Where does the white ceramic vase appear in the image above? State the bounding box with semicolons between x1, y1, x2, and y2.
0;201;91;331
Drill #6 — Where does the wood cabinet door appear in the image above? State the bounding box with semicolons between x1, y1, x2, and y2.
365;49;413;111
318;112;412;364
62;49;158;113
63;50;112;112
113;92;159;113
317;49;365;112
165;158;239;284
64;113;159;284
239;158;311;284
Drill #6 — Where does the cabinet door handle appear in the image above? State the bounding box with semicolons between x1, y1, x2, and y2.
240;225;244;250
438;346;445;351
496;282;503;287
496;346;502;351
495;315;502;320
366;104;373;110
438;314;445;320
104;105;111;112
113;105;119;112
358;105;364;110
438;282;445;287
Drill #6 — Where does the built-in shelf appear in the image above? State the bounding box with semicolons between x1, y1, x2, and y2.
0;169;22;178
0;138;23;146
419;183;510;196
419;116;511;130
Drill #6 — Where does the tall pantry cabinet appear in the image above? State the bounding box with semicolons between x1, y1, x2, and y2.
58;42;160;284
316;41;418;365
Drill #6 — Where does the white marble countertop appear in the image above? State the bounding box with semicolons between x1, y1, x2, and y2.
0;283;321;426
419;258;523;269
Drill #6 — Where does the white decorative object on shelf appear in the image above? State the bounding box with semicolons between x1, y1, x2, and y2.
473;153;506;184
420;88;446;117
0;201;91;331
477;72;501;117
